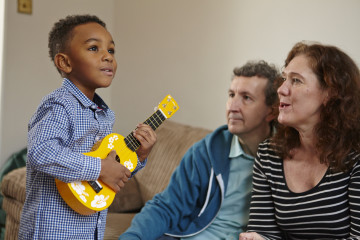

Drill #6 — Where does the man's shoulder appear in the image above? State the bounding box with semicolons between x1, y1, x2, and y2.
205;125;232;143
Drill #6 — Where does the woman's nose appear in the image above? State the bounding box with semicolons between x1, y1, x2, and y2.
277;80;289;96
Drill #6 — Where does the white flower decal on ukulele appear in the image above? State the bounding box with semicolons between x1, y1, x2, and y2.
71;182;89;203
91;195;109;208
107;135;119;149
124;160;134;171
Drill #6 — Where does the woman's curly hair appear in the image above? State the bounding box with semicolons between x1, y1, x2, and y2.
273;41;360;172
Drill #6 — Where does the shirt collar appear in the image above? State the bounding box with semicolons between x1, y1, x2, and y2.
62;78;109;110
229;135;253;160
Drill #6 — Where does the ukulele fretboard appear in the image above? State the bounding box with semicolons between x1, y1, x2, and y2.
124;110;166;152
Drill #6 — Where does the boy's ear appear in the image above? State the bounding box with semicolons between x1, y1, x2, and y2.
54;53;72;74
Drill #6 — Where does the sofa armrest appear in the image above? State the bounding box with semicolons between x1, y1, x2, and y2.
1;167;26;204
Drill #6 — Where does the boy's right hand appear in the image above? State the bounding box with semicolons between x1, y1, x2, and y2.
99;150;131;193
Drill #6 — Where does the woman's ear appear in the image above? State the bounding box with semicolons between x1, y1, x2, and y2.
54;53;72;75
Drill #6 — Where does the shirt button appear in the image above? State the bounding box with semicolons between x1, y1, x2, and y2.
98;219;102;224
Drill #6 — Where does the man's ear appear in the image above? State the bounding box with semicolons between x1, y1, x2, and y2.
265;106;277;122
54;53;72;74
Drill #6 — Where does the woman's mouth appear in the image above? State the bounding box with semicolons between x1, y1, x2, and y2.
279;102;290;109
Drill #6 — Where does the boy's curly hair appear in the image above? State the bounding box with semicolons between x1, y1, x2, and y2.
48;14;106;73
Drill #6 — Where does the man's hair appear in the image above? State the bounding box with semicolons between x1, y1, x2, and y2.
48;14;106;73
233;60;280;107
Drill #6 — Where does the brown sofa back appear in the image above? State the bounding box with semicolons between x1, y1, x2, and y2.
109;120;211;213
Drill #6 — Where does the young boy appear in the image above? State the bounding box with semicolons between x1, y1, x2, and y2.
18;15;156;239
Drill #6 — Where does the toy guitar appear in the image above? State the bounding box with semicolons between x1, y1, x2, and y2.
55;95;179;215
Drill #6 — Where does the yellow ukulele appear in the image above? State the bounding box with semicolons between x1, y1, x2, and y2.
55;95;179;215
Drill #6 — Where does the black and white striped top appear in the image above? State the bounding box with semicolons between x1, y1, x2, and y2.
246;139;360;240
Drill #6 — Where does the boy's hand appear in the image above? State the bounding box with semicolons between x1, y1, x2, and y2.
133;123;157;162
99;150;131;193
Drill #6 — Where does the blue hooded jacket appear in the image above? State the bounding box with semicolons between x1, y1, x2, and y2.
120;125;234;239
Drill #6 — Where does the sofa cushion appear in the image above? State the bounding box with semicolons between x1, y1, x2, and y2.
104;213;135;240
108;177;143;213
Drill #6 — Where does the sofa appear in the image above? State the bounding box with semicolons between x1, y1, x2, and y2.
0;120;211;240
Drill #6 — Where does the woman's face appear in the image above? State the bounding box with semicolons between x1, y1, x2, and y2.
277;54;328;132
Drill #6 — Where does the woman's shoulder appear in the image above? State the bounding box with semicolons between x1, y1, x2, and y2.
256;138;283;166
257;138;280;155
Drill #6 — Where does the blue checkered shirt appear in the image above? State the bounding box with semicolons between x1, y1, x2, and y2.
18;78;146;239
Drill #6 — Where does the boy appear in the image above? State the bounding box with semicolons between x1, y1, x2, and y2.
18;15;156;239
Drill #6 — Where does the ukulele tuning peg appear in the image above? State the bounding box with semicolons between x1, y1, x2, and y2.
167;111;173;116
162;104;167;108
154;106;159;111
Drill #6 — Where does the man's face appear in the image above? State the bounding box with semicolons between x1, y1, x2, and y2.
226;76;272;138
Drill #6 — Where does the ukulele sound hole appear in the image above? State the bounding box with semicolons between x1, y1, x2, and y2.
116;155;120;163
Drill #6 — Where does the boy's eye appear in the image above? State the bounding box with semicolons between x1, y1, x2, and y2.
89;46;98;51
108;48;115;54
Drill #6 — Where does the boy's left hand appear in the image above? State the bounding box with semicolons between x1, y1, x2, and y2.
133;123;157;162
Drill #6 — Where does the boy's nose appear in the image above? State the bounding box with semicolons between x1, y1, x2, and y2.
103;52;114;62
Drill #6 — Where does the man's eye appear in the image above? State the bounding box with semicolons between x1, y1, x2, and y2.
89;46;98;51
244;95;252;101
228;92;235;98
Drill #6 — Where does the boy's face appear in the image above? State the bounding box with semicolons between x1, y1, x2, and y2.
64;22;117;99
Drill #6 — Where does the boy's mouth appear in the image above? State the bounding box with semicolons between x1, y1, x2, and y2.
101;67;114;76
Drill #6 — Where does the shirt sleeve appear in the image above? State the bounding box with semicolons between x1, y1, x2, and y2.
27;98;101;182
131;157;147;177
348;157;360;238
246;153;284;240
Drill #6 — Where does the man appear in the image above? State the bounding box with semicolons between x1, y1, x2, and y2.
119;60;279;240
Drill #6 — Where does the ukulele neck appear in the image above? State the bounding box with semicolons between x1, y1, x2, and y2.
124;109;166;152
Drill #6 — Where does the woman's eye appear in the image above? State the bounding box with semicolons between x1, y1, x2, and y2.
292;78;302;84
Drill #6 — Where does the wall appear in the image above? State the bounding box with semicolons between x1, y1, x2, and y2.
1;0;360;167
112;0;360;136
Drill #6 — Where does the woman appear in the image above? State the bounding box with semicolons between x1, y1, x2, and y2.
240;42;360;240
